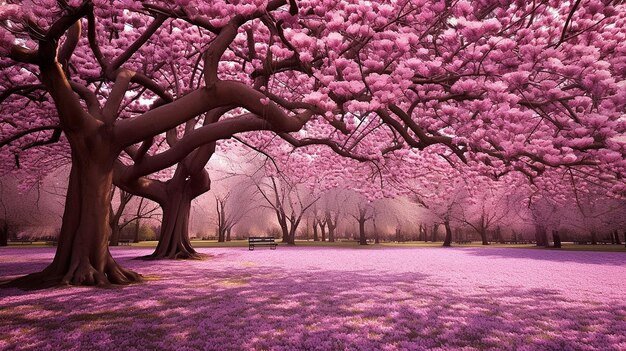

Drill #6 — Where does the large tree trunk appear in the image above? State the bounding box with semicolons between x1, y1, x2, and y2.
326;213;336;243
133;219;141;243
280;222;289;243
226;227;232;241
0;220;7;247
358;220;367;245
613;230;621;245
495;226;505;244
552;230;561;248
6;158;141;289
443;221;452;247
143;183;200;260
288;227;296;245
313;222;319;241
590;230;597;245
431;223;439;242
534;225;548;246
109;221;121;246
217;227;226;243
328;224;335;242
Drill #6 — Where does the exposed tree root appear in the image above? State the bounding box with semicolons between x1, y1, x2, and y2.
1;259;142;290
136;249;207;261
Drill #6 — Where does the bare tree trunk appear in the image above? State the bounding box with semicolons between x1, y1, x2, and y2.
326;212;337;243
313;221;319;241
217;199;226;242
590;230;597;245
320;222;327;242
327;222;336;242
358;220;367;245
226;227;232;241
443;221;452;247
552;230;561;248
0;220;8;247
612;230;620;245
373;221;380;244
133;219;141;243
534;225;548;247
133;197;144;243
109;221;121;246
431;223;439;242
288;227;296;245
280;221;289;243
496;226;505;244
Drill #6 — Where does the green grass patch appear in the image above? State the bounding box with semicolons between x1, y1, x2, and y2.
3;239;624;252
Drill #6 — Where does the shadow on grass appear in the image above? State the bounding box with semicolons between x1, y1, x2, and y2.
461;247;626;266
1;259;624;351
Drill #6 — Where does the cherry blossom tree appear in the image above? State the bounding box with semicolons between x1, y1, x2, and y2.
2;0;625;290
0;0;324;288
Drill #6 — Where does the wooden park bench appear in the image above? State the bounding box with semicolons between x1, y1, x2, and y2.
455;240;472;244
118;239;132;246
248;237;277;250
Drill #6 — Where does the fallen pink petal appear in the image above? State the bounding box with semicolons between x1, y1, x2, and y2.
1;247;625;350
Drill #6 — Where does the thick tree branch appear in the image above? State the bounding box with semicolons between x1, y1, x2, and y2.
120;115;275;180
103;70;136;123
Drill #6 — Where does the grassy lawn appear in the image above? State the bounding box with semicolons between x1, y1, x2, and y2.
6;239;624;252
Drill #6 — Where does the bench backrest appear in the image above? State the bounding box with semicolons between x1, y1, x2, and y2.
248;237;275;243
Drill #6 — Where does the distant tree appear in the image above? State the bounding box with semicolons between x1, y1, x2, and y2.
255;176;319;245
351;201;374;246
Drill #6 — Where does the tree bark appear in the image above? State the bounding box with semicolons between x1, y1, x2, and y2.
552;230;561;248
590;230;597;245
6;153;141;289
320;222;327;242
132;198;144;243
534;225;548;247
431;223;439;242
358;220;367;245
0;220;8;247
327;222;336;242
279;219;289;243
133;219;141;243
226;227;232;241
109;221;121;246
496;226;505;244
443;221;452;247
142;182;201;260
313;223;320;241
326;212;336;243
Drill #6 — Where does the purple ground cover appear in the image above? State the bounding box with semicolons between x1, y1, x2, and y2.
1;247;625;351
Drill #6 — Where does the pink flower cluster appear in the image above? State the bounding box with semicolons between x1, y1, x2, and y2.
1;247;625;350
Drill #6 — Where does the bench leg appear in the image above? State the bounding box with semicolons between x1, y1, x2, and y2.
249;246;254;250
